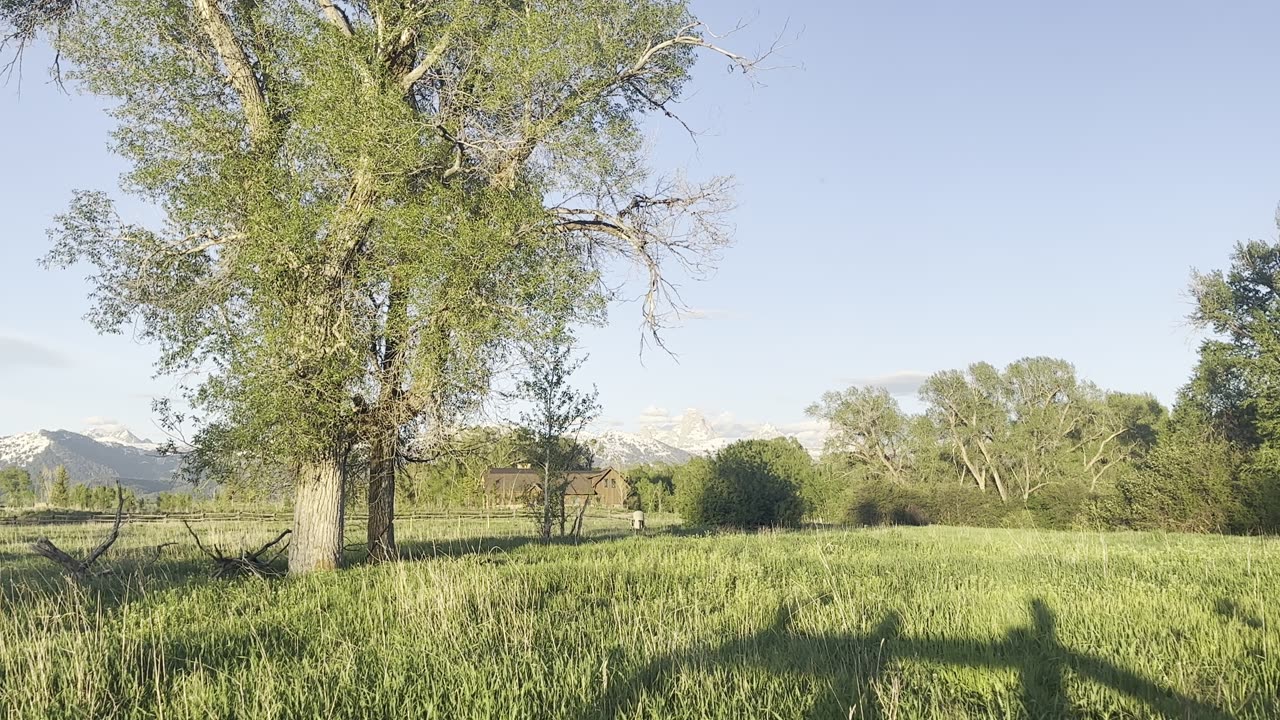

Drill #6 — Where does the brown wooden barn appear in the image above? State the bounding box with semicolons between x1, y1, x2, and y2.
484;467;630;507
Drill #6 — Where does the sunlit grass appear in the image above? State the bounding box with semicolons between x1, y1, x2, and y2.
0;517;1275;719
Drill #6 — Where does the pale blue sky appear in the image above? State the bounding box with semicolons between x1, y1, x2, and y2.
2;0;1279;441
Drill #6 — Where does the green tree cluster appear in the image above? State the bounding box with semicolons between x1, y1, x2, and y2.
626;465;677;513
0;468;35;507
11;0;759;572
49;466;71;507
802;226;1280;535
807;358;1167;525
675;438;813;529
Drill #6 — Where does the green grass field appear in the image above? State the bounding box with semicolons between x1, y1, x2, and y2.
1;515;1276;719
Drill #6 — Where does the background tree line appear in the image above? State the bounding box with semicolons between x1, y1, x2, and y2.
635;237;1280;533
0;465;149;511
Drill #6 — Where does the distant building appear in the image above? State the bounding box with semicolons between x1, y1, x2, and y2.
484;467;631;507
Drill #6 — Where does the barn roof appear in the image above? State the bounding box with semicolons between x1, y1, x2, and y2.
484;467;625;495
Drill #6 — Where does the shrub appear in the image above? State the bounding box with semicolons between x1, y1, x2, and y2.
999;509;1037;529
1107;427;1244;533
923;484;1009;527
844;481;1045;529
1024;482;1093;529
1238;449;1280;533
676;439;809;528
891;504;931;526
844;482;936;527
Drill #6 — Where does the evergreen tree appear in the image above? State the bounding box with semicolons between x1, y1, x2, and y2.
49;465;70;507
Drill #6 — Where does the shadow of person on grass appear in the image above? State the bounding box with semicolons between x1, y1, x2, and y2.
579;598;1241;720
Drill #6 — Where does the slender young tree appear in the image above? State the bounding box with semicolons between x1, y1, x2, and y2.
17;0;767;571
516;329;599;541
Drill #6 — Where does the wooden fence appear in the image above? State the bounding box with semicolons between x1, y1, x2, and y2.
0;508;638;526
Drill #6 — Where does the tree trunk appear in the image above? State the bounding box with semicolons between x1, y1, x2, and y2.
540;457;553;541
558;493;568;537
367;431;397;562
571;495;590;538
366;281;408;562
290;452;347;574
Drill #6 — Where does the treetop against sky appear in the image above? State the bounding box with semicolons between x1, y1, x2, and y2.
3;0;1280;438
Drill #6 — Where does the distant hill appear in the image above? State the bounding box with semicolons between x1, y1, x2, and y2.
0;429;187;495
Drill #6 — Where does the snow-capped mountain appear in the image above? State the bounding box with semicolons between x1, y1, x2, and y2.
0;428;185;494
84;426;159;450
641;408;733;456
584;430;693;468
584;410;814;468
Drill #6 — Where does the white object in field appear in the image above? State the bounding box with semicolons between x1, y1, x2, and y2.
632;510;645;531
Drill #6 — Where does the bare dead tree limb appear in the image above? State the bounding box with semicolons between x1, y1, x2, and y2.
548;175;734;352
182;519;291;578
31;480;124;579
142;541;178;570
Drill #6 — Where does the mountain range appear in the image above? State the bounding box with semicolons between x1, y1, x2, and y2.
0;428;186;494
0;409;816;495
585;409;810;468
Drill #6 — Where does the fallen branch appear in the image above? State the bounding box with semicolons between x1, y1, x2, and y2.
31;481;124;579
182;520;290;578
144;541;178;569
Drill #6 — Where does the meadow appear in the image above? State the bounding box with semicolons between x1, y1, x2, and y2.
0;514;1276;719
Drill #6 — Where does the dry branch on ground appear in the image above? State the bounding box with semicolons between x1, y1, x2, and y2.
30;481;124;579
182;520;291;578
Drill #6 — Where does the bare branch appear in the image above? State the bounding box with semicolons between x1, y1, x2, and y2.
316;0;353;37
621;20;784;84
183;519;291;578
548;176;733;349
1;0;77;86
31;481;124;579
400;29;453;93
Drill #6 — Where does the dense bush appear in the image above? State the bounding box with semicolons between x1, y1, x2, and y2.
1238;449;1280;532
845;481;1016;528
844;480;1123;531
676;439;810;528
1098;427;1245;533
1024;482;1096;529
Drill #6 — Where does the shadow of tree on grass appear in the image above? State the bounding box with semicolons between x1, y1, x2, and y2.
580;598;1241;720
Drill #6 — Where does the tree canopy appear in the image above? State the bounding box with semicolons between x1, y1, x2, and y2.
12;0;763;571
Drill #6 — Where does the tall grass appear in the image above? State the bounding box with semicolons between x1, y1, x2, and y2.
0;517;1275;719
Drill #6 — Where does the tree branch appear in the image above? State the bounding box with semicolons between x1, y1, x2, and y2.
31;481;124;579
317;0;353;37
192;0;273;146
400;29;453;93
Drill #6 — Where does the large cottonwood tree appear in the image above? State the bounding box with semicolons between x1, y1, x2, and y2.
917;358;1137;500
17;0;762;572
806;386;911;484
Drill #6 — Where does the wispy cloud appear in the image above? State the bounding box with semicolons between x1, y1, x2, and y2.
844;370;931;396
0;336;70;370
637;405;675;429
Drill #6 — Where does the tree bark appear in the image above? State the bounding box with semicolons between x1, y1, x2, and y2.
191;0;273;147
290;451;347;574
366;282;408;562
367;432;397;562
